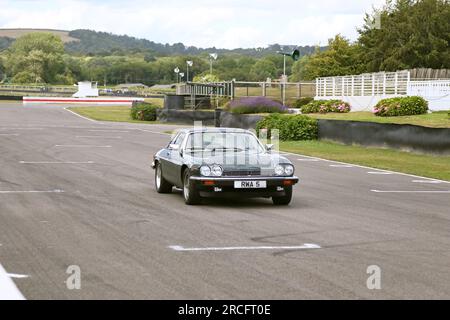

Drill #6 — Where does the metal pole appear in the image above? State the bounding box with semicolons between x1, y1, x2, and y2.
283;55;286;105
187;64;189;83
210;59;213;75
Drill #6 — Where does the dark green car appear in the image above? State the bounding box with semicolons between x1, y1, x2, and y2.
152;128;299;205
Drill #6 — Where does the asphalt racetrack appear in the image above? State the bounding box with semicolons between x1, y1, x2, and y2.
0;102;449;299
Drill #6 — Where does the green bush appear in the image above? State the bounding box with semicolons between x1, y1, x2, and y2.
256;114;318;141
292;97;314;108
374;96;428;117
301;99;351;114
130;102;159;121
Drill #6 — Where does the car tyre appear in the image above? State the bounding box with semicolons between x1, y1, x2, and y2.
183;169;201;205
272;186;293;206
155;162;173;194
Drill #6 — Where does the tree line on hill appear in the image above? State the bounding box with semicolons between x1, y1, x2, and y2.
0;0;448;86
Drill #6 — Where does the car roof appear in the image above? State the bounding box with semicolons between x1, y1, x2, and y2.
179;127;252;134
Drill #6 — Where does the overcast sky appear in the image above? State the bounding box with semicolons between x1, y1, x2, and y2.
0;0;386;48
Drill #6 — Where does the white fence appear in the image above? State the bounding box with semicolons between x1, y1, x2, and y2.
408;80;450;96
316;71;410;98
316;71;450;111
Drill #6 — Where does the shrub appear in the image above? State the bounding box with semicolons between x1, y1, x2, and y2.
226;97;288;114
373;96;428;117
130;102;159;121
292;97;314;108
256;114;318;141
301;99;351;114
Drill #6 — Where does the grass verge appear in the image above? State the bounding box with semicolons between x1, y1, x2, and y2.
68;106;142;123
143;97;164;108
280;140;450;181
306;111;450;128
67;105;181;125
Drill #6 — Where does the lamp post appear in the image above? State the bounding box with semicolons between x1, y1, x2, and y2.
179;72;185;83
209;53;218;75
276;49;300;105
186;61;193;82
174;67;180;83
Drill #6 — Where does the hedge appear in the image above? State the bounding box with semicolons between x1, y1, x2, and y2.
130;102;159;121
374;96;428;117
256;114;318;141
300;99;351;114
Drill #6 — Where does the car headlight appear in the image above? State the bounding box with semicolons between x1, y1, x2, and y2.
211;165;223;177
200;165;211;176
274;165;285;176
284;165;294;176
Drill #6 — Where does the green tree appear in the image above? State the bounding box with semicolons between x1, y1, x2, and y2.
250;59;277;81
6;32;66;83
0;55;5;81
358;0;450;71
193;73;221;83
291;35;363;80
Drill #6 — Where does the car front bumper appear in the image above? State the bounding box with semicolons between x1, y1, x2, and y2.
190;176;299;198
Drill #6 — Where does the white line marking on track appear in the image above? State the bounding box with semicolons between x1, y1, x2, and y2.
0;190;64;194
169;244;321;252
368;171;394;175
54;145;112;148
137;129;172;136
297;158;320;162
64;107;98;123
76;136;122;139
0;134;20;136
7;273;29;279
330;164;354;168
19;161;95;164
88;130;129;133
371;190;450;194
278;152;450;184
412;180;443;184
0;264;26;300
0;128;43;130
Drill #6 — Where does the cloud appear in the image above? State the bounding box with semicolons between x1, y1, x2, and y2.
0;0;386;48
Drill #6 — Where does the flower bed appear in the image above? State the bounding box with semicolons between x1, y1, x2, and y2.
301;99;351;114
373;96;428;117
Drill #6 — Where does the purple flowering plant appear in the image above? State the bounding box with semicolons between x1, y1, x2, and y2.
227;97;288;114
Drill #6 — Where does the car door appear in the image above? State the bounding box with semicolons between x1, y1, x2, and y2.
163;132;186;185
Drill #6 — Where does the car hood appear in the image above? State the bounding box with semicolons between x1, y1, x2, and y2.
185;151;291;168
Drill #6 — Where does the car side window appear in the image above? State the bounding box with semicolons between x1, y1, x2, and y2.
171;133;185;147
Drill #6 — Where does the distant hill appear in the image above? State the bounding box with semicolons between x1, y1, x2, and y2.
0;28;79;43
0;28;325;57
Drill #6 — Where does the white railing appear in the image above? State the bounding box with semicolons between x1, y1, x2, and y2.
315;70;450;111
407;80;450;97
316;71;410;98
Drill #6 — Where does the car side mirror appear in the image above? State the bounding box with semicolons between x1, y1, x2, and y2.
169;144;179;151
266;144;274;151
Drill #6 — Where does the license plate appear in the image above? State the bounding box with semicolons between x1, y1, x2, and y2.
234;181;267;189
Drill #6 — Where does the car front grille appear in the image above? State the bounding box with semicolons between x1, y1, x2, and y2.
223;168;261;177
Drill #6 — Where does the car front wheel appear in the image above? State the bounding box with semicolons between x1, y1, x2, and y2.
155;162;172;193
183;169;201;205
272;186;293;205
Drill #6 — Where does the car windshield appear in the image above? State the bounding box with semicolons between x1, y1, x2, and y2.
185;132;265;153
